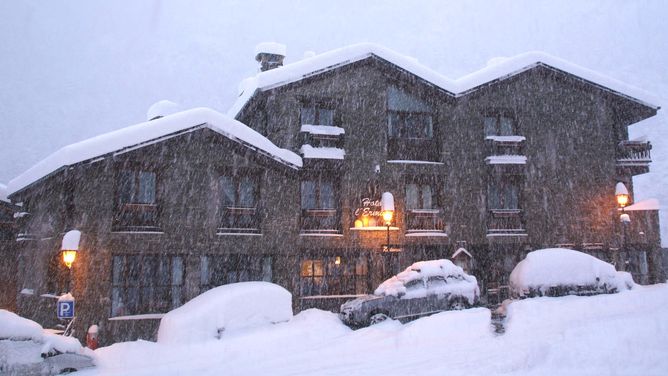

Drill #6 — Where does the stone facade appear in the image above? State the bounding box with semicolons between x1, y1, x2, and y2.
6;53;661;345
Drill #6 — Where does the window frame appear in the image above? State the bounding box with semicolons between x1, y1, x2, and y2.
199;254;272;292
111;254;184;316
113;165;160;231
217;169;261;233
483;111;517;137
299;98;336;126
404;176;444;232
300;255;369;296
300;172;341;233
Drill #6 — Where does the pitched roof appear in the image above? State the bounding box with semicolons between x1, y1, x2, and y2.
7;108;302;197
229;43;660;117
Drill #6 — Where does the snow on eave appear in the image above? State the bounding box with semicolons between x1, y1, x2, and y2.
228;44;660;118
8;108;302;196
620;198;660;211
299;144;345;160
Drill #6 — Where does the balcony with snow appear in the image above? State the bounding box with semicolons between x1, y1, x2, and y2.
616;138;651;176
298;125;346;168
486;209;527;239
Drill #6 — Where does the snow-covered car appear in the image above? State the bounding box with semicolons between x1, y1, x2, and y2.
509;248;635;298
157;281;293;344
339;259;480;328
0;310;94;375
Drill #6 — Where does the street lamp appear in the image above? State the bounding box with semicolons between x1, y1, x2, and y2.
61;230;81;292
381;192;394;250
615;183;631;270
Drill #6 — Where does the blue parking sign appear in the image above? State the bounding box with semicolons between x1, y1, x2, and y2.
57;300;75;319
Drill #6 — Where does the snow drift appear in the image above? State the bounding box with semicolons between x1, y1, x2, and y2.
157;282;293;344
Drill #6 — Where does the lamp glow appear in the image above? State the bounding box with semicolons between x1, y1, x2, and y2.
382;210;394;225
62;250;77;269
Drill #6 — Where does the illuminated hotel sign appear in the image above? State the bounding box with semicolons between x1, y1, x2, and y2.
353;197;383;227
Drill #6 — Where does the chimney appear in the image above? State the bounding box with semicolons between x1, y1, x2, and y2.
255;42;286;72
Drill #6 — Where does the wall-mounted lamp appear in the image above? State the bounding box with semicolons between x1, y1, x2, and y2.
61;230;81;269
615;182;630;208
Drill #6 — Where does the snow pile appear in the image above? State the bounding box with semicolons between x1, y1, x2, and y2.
157;282;292;344
0;310;43;341
300;124;345;136
8;108;302;195
485;135;526;142
146;100;182;121
510;248;635;296
0;309;84;356
299;144;345;160
374;259;479;303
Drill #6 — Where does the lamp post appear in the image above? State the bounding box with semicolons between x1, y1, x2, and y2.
615;183;630;269
61;230;81;293
381;192;394;251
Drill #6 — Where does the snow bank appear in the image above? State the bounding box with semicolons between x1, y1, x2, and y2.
229;43;659;118
8;108;302;195
375;259;479;303
157;282;292;344
509;248;634;296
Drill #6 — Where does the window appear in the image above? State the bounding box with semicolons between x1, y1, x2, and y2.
387;86;433;139
300;255;368;296
300;101;335;126
200;255;272;292
405;177;443;232
488;177;519;210
301;174;340;233
46;251;69;295
111;254;184;316
219;171;260;233
113;168;158;230
484;113;516;137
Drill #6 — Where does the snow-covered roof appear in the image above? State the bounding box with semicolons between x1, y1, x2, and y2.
452;247;473;259
299;145;345;160
147;100;182;121
0;183;8;203
621;198;660;211
229;43;660;117
8;108;302;196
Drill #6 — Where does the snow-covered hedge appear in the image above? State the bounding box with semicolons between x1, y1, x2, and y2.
509;248;634;297
374;259;479;304
157;282;293;344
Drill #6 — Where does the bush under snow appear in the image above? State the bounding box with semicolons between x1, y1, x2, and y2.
157;282;293;344
510;248;634;297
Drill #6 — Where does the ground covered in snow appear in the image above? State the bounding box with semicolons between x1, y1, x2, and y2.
81;284;668;376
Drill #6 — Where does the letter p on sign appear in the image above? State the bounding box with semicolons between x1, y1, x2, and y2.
57;301;75;319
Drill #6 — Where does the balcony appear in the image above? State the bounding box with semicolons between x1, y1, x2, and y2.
218;207;260;234
405;209;446;235
387;138;440;161
113;203;159;232
486;209;527;237
301;209;341;234
616;140;651;176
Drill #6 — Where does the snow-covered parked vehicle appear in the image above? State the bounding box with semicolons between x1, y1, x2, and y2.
157;281;293;344
509;248;635;298
0;310;94;375
339;259;480;328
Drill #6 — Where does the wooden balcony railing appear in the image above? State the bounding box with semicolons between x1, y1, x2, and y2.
486;209;526;236
617;140;651;176
218;207;260;234
301;209;340;234
406;209;444;233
